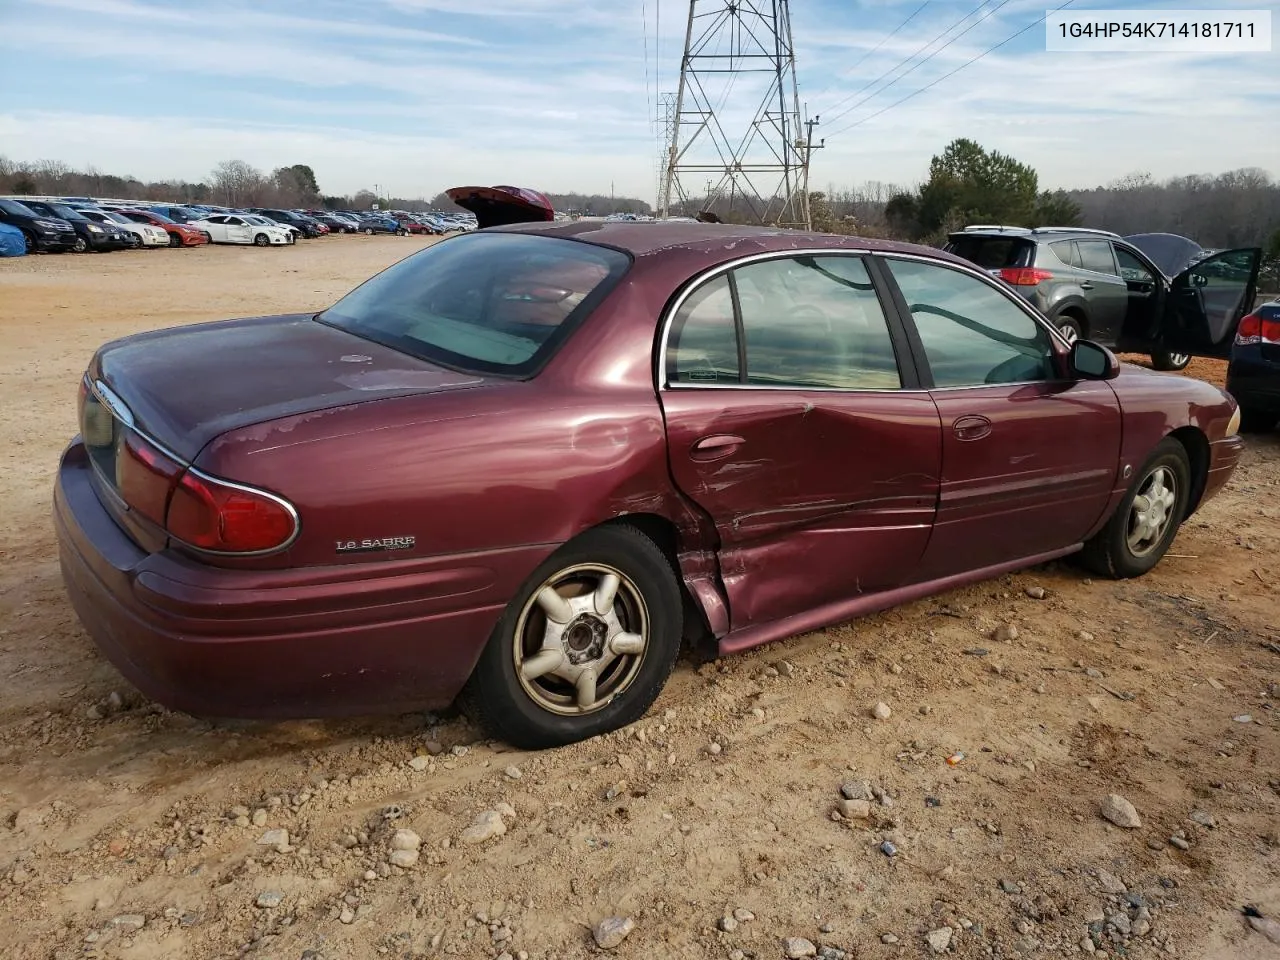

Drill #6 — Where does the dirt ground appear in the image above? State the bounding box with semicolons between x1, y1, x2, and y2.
1;239;1277;960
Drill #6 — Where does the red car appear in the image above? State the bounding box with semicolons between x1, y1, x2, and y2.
54;186;1244;748
114;208;210;247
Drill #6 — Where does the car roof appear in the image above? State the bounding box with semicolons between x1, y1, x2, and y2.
492;220;965;267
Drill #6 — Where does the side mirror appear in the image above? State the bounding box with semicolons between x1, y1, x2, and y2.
1070;339;1120;380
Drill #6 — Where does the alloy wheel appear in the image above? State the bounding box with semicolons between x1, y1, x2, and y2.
511;563;649;716
1127;465;1178;557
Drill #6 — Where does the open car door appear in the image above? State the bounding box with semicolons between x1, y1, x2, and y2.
1159;247;1262;359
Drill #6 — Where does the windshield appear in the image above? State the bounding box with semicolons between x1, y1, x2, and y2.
100;211;133;225
0;199;39;216
319;232;630;377
44;203;87;221
141;210;175;223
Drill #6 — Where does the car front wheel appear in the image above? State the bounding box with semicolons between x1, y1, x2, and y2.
1150;349;1191;371
464;525;683;749
1079;438;1191;579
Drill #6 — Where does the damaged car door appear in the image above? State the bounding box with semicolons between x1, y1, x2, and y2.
658;253;942;630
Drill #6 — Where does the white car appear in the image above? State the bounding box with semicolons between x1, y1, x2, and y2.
247;215;302;241
193;214;293;246
74;207;168;248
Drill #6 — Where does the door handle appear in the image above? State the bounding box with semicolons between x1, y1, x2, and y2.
1079;282;1094;290
690;434;744;461
952;415;992;441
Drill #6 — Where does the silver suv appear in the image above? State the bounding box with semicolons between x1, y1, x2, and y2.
945;226;1261;371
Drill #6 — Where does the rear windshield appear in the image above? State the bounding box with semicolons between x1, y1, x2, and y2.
319;232;630;377
946;235;1034;269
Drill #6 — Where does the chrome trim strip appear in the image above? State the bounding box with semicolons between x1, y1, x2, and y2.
169;466;303;558
91;379;135;427
655;245;1069;393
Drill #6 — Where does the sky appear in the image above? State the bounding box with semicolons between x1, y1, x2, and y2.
0;0;1276;204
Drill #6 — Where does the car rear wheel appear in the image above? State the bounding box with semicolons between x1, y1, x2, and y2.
1079;438;1191;579
1150;349;1191;371
463;525;683;749
1053;314;1084;343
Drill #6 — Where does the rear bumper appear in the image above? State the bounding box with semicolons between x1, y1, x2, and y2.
53;441;540;719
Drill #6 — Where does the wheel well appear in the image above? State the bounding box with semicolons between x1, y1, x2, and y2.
1168;426;1210;515
601;513;715;647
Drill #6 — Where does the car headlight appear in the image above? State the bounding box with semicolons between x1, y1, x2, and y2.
87;224;103;233
1226;405;1241;437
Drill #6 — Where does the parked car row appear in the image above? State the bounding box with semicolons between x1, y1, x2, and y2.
0;195;477;254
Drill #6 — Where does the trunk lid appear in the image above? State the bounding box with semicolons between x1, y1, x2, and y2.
446;185;555;228
88;314;486;463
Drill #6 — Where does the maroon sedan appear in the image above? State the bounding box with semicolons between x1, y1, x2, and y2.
54;202;1244;748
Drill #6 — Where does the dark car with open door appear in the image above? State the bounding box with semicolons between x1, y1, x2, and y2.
946;227;1261;371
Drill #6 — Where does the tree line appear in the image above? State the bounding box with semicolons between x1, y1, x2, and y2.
1;149;1276;279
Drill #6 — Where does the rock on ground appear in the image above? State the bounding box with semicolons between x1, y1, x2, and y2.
783;937;817;958
926;926;953;953
1100;793;1142;829
592;916;635;949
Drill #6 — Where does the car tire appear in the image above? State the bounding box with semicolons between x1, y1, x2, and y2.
253;233;269;247
167;232;182;248
1079;438;1191;579
462;525;683;749
1238;406;1276;433
364;227;374;235
1150;349;1191;371
21;230;35;254
72;236;88;253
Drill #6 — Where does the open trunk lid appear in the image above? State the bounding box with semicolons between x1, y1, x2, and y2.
446;185;555;228
85;314;486;464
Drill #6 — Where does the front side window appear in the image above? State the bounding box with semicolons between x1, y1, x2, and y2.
320;232;630;376
1115;247;1155;283
886;259;1055;388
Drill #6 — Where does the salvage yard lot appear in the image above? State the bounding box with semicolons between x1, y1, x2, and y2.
1;240;1277;960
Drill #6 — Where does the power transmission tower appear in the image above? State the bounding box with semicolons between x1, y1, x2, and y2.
656;92;677;213
660;0;810;229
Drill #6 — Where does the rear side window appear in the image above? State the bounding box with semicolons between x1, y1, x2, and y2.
946;236;1034;269
1049;240;1080;267
667;275;739;384
321;232;630;377
734;256;901;389
1077;240;1118;275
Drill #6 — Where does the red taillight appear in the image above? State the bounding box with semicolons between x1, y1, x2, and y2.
117;431;182;525
166;470;297;554
999;267;1055;286
1235;312;1280;345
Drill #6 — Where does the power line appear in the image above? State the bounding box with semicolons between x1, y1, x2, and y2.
825;0;1077;138
809;0;931;103
819;0;1015;129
